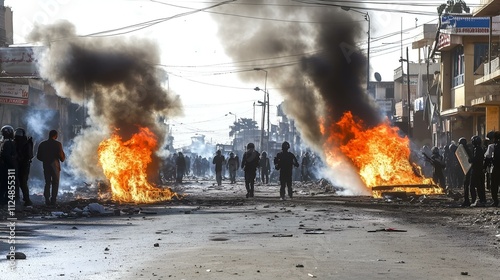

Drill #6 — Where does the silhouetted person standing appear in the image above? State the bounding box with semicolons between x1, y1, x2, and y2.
274;141;299;200
213;150;225;186
469;135;486;207
37;130;65;206
259;151;270;184
0;125;17;206
241;143;260;198
486;131;500;207
227;152;239;184
14;127;34;206
175;152;186;184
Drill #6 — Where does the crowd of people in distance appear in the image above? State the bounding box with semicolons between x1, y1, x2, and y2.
162;141;322;200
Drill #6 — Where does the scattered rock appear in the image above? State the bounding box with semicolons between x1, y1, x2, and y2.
6;252;26;260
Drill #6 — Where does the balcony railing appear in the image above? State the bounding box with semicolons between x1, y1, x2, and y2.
484;57;500;75
453;74;464;87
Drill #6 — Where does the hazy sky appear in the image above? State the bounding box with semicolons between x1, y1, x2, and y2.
5;0;483;148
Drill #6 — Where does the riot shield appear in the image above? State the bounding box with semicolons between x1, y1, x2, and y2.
455;144;471;174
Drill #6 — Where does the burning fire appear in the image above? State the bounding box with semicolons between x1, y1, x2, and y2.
98;127;177;203
324;112;443;198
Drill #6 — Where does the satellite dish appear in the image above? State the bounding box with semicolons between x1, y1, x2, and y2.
374;72;382;82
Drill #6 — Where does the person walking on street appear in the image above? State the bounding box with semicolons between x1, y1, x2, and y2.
0;125;17;206
175;152;186;184
212;150;225;186
241;143;260;198
36;130;65;206
226;152;239;184
14;127;34;206
274;141;299;200
469;135;486;207
259;151;271;184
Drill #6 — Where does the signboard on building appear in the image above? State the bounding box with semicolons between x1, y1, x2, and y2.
0;47;40;77
0;82;29;105
440;14;500;35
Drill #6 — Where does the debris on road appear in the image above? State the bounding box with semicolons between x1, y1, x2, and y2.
367;228;407;232
272;234;293;237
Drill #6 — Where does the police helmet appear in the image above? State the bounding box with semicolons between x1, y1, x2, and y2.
471;135;482;147
282;141;290;151
431;146;439;154
247;143;255;149
486;130;495;141
458;137;467;146
1;125;14;139
495;131;500;142
14;127;26;137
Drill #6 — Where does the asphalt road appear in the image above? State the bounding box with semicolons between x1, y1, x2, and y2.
1;180;499;280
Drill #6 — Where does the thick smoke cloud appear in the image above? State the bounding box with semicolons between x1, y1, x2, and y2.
211;0;381;194
28;20;182;179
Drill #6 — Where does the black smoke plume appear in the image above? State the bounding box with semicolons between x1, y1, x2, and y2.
211;0;381;193
28;20;182;179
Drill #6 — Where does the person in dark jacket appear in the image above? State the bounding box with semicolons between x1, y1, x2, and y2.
274;141;299;200
14;127;34;206
175;152;186;184
468;135;486;207
0;125;17;206
259;151;271;184
37;130;65;206
241;143;260;198
424;146;446;190
226;152;239;184
212;150;225;186
486;131;500;207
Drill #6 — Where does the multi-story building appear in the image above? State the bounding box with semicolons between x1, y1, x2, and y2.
434;9;500;146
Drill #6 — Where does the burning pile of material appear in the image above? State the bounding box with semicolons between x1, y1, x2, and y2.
28;20;182;203
212;1;443;197
323;112;442;198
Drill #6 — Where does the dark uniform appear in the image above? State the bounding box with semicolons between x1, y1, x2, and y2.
14;128;34;206
489;131;500;207
241;143;260;198
212;150;225;186
37;130;66;206
259;151;270;184
429;147;446;189
274;141;299;200
468;136;486;207
0;125;17;205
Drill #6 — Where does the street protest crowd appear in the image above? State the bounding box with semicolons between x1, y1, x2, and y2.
161;140;327;201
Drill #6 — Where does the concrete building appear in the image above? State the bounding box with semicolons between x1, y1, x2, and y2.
434;9;500;146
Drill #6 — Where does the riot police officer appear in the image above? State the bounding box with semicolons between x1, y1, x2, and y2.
469;136;486;207
0;125;17;205
274;141;299;200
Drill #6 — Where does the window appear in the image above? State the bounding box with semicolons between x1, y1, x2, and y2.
385;87;394;99
452;45;464;87
474;43;488;73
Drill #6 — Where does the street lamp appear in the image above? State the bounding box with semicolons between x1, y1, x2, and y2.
341;6;370;94
226;112;237;148
254;68;269;152
399;47;411;138
225;111;237;123
254;86;270;152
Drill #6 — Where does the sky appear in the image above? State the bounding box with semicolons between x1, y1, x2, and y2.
4;0;484;148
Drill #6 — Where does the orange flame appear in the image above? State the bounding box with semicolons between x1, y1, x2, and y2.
98;127;177;203
323;112;442;198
